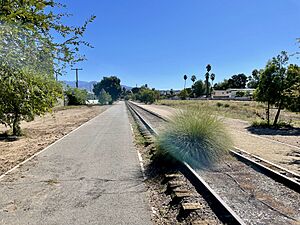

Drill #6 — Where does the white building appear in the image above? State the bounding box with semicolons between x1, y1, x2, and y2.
212;88;255;99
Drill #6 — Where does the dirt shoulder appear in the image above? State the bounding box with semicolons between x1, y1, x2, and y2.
0;105;110;175
135;102;300;174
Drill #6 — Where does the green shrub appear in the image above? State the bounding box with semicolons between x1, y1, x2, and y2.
252;119;293;128
224;103;230;108
65;87;87;105
216;102;223;107
156;107;232;168
98;89;112;105
178;89;188;100
235;91;245;97
138;89;158;104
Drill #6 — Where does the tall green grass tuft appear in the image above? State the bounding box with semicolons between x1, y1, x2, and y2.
156;107;232;168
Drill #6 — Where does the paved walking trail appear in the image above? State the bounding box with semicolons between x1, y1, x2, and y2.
0;102;152;225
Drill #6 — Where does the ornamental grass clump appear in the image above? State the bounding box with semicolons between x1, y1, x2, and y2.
156;107;232;168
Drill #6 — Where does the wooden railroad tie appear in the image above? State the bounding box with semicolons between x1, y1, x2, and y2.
181;202;202;211
162;173;183;184
166;180;185;194
178;202;203;218
191;219;218;225
171;190;193;202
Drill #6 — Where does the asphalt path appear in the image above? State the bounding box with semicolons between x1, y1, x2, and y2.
0;102;152;225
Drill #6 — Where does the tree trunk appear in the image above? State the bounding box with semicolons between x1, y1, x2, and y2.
12;113;21;136
206;79;209;98
273;101;282;126
267;102;270;126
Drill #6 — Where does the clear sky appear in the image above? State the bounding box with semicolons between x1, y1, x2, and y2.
58;0;300;90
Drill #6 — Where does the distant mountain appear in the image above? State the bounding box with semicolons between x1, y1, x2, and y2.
121;85;132;90
62;80;132;92
62;81;97;92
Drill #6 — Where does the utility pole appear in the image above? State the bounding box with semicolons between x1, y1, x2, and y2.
71;68;83;88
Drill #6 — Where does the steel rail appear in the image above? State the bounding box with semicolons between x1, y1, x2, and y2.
230;148;300;193
126;101;246;225
128;101;300;194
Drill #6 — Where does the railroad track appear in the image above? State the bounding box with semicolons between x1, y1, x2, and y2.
126;101;300;225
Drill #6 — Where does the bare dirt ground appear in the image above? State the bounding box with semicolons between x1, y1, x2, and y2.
0;105;109;175
135;102;300;174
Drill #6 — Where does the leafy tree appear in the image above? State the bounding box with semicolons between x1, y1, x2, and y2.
284;64;300;112
192;80;206;97
214;74;248;90
93;76;122;101
228;74;248;88
0;0;96;75
0;1;94;135
254;51;300;125
178;89;189;100
98;89;112;105
0;66;62;135
131;87;140;94
65;87;88;105
138;89;158;104
247;69;260;88
214;79;229;90
183;74;188;89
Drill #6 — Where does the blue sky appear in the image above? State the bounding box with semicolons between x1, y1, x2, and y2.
58;0;300;90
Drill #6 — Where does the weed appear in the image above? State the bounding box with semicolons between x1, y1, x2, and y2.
216;102;223;107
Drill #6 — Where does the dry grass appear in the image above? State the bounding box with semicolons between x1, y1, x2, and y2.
157;100;300;127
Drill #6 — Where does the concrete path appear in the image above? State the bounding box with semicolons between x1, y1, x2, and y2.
0;102;152;225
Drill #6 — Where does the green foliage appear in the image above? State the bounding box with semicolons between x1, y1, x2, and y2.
252;119;293;128
156;108;232;168
0;0;96;75
235;91;245;97
214;74;248;90
284;64;300;112
216;102;223;107
93;76;122;102
138;89;158;104
214;79;229;90
98;89;112;105
131;87;140;94
247;69;260;88
178;89;189;100
65;87;88;105
192;80;205;97
0;1;95;136
0;66;62;135
254;51;300;125
228;74;248;88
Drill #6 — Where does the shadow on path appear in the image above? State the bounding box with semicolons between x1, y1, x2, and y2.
246;126;300;137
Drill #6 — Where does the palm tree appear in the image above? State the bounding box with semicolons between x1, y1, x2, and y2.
205;64;212;97
183;74;188;89
191;75;196;84
206;64;211;73
210;73;215;87
205;72;210;98
210;73;215;97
